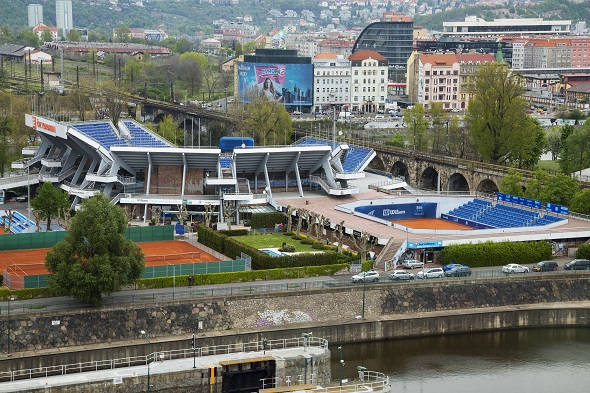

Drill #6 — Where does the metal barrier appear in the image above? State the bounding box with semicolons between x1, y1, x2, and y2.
0;337;328;383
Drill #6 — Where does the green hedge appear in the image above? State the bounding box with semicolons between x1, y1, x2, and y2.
250;212;285;229
137;264;349;289
218;229;249;236
575;244;590;260
197;225;355;269
0;287;55;301
440;241;552;267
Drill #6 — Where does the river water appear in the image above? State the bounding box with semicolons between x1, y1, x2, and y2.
330;328;590;393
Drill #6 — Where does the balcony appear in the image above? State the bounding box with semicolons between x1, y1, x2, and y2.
11;159;29;169
22;146;38;155
41;156;65;168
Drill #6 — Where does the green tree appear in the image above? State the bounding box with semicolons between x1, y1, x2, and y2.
559;123;590;176
499;168;524;196
40;29;53;43
544;126;562;160
524;169;549;200
157;115;182;145
428;102;447;154
113;26;131;43
179;52;206;96
16;29;40;47
538;173;579;206
31;182;71;231
403;103;428;151
66;29;82;42
241;96;293;145
45;194;145;306
510;117;545;169
570;189;590;215
465;63;528;164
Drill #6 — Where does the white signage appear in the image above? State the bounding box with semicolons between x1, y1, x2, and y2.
51;320;60;326
25;114;68;139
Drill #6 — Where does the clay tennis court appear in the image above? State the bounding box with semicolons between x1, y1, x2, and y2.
391;218;474;230
0;240;219;279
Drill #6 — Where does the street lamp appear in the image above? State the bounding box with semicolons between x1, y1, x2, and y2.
338;346;345;386
361;274;366;320
7;297;14;354
301;332;312;352
140;330;151;393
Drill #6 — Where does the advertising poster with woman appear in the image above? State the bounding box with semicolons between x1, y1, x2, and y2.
237;62;313;108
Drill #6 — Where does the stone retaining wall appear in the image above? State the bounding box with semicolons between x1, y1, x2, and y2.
1;275;589;355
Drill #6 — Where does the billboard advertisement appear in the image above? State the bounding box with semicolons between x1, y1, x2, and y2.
25;114;68;139
237;62;313;107
355;203;437;220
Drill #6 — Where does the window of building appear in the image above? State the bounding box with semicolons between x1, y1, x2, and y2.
425;95;429;101
425;71;430;76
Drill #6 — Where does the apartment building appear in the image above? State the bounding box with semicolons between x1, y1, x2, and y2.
349;50;388;113
312;54;351;113
407;52;495;110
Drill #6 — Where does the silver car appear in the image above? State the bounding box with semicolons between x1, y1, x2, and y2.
401;259;424;269
351;270;380;283
502;264;530;274
388;270;415;281
416;267;444;279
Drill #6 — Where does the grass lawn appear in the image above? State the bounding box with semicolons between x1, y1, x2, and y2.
536;160;560;173
232;233;323;253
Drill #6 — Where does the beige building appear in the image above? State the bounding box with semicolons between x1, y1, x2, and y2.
407;52;495;110
349;50;388;113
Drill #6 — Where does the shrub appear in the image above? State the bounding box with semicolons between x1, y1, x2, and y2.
440;241;552;267
301;238;314;245
219;229;249;236
250;212;285;229
279;244;296;252
575;244;590;260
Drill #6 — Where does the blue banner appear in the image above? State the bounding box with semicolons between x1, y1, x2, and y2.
355;203;437;220
497;193;541;209
407;240;443;249
545;203;569;215
441;214;494;229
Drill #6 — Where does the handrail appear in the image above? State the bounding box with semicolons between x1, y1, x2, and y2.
0;337;329;383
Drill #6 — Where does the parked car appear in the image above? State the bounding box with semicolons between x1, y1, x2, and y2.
443;263;468;272
564;259;590;270
351;270;380;283
444;266;472;277
416;267;444;279
532;261;559;272
374;115;385;120
293;110;303;115
502;264;530;274
388;270;415;281
401;259;424;269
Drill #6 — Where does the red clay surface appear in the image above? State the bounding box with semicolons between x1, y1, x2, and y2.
392;218;474;230
0;240;219;278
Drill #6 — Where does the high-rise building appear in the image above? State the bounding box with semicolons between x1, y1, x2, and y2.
352;15;414;84
28;4;43;27
56;0;73;38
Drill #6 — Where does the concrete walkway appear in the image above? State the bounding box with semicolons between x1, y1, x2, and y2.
0;345;327;392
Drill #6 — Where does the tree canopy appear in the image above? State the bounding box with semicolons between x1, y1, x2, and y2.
240;96;293;146
465;63;530;164
30;182;71;231
45;193;145;306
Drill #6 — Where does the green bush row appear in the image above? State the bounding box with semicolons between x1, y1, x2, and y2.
218;229;249;236
0;287;54;301
250;212;285;229
440;241;552;267
137;264;350;289
197;225;355;270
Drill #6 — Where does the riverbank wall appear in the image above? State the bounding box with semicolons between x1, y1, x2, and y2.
1;275;590;371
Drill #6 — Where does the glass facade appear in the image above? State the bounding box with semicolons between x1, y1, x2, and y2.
352;21;414;81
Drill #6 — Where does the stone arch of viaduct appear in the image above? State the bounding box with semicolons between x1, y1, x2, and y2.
370;151;501;194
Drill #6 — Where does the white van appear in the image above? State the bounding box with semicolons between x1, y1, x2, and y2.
339;111;353;119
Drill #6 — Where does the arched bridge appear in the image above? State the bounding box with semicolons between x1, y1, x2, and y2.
367;144;590;194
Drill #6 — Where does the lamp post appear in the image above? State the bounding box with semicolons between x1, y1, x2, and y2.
361;275;366;320
7;297;14;354
225;87;228;115
301;332;312;352
338;346;344;386
27;164;31;229
140;330;151;393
